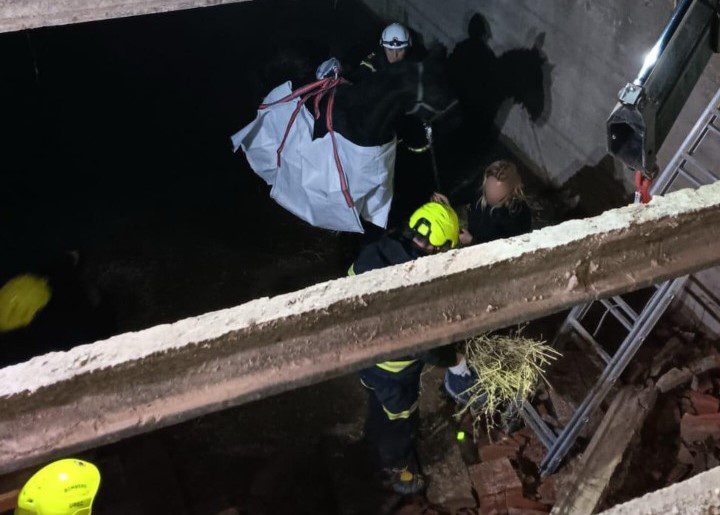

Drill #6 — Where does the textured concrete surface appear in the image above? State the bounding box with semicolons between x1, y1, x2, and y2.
0;0;251;33
600;465;720;515
2;183;720;473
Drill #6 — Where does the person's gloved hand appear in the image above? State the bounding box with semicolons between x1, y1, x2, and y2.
315;57;342;79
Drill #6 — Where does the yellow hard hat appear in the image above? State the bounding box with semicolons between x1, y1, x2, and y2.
15;459;100;515
408;202;460;249
0;274;52;332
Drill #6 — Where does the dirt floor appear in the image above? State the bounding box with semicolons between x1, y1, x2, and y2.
0;0;642;512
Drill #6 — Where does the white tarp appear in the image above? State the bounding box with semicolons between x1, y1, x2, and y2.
231;82;396;233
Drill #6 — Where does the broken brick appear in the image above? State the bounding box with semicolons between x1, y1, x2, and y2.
505;490;551;512
479;493;506;515
677;443;694;465
708;453;720;469
689;391;720;415
691;450;709;476
656;367;692;393
680;396;694;415
514;427;534;442
522;438;545;467
537;477;557;505
680;412;720;443
692;374;715;394
469;458;523;498
496;434;522;451
689;353;720;375
650;336;684;377
666;463;690;485
480;444;519;462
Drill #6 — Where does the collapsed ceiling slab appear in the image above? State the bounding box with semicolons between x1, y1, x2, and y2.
3;183;720;474
0;0;251;33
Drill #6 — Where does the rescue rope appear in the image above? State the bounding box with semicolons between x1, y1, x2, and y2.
259;76;354;208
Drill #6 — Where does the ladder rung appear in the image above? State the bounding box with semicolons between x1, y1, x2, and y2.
611;295;639;322
598;299;634;331
676;165;703;187
706;122;720;138
682;153;720;183
568;318;612;364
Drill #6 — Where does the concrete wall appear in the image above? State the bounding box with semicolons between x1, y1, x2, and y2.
361;0;720;190
362;0;720;337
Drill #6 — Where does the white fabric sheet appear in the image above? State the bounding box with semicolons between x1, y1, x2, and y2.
231;82;396;233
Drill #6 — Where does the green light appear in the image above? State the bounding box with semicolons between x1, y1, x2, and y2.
456;430;466;442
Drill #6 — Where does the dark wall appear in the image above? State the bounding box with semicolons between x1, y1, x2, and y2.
0;0;384;364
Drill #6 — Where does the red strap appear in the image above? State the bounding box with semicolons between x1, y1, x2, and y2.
634;170;653;204
259;78;354;208
326;88;354;207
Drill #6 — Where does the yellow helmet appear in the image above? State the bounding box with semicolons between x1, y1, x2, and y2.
15;459;100;515
407;202;460;250
0;274;52;332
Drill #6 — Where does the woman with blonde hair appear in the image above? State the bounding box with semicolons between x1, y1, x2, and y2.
433;160;532;418
432;159;531;246
460;159;531;246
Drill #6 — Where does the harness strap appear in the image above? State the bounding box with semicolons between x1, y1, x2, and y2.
360;60;376;72
405;62;442;116
259;77;354;208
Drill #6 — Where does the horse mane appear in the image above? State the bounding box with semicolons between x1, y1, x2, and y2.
340;59;414;109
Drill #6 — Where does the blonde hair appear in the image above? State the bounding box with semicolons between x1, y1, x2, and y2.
479;160;526;212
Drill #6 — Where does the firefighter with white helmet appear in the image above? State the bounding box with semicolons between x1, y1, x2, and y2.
355;22;413;79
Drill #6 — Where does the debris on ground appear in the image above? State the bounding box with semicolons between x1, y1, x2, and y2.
458;328;560;434
598;321;720;511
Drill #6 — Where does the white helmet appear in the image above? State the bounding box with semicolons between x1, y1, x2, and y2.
380;23;411;49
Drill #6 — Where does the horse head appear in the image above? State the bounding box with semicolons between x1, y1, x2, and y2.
403;46;457;122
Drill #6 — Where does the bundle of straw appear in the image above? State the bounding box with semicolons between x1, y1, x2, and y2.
457;326;561;432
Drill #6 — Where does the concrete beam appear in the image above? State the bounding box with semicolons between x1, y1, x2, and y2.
600;465;720;514
0;0;251;33
3;183;720;474
552;385;658;514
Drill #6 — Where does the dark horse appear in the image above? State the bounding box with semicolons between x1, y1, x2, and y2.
255;47;456;228
263;47;456;148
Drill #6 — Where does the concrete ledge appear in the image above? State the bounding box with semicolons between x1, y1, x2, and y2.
0;0;251;33
3;183;720;474
600;466;720;514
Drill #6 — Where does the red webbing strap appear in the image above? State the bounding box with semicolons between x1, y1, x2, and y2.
635;170;653;204
326;88;354;207
258;77;354;208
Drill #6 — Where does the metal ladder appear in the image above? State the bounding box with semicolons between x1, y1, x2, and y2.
522;86;720;476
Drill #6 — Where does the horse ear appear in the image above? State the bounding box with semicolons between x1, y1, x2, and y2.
532;32;546;51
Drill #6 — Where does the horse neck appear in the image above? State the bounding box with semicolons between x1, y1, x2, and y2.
335;67;417;146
